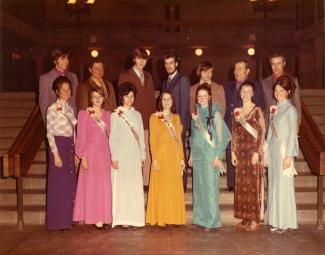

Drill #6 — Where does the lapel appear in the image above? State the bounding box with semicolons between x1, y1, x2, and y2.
166;72;181;91
129;68;144;88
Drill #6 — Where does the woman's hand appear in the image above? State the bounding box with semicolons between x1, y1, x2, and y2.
188;157;193;167
231;151;238;166
53;152;63;168
81;157;88;170
112;160;119;169
252;152;259;165
152;160;160;171
74;155;80;166
283;156;292;170
181;160;185;176
212;158;223;169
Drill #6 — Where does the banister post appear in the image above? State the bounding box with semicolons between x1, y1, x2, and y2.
317;175;324;230
15;154;24;230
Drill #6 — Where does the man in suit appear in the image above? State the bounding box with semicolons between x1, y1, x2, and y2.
162;51;190;190
77;58;116;112
262;53;301;129
118;47;156;186
39;49;78;122
190;61;226;117
224;60;266;191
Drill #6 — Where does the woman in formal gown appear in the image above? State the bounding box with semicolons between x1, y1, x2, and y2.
46;76;77;231
146;92;186;226
109;82;146;229
266;75;299;233
188;83;230;231
73;87;112;230
231;80;266;232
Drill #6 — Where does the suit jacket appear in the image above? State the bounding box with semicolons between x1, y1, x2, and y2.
262;75;301;127
224;79;266;130
76;78;117;112
118;68;155;130
190;81;226;117
162;72;191;131
39;68;78;122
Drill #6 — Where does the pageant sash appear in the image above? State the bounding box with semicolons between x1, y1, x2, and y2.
238;118;258;140
116;110;141;148
89;114;108;138
194;117;215;149
156;113;178;143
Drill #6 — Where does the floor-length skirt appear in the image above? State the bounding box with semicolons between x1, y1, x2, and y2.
268;137;297;230
193;153;221;228
73;145;112;224
46;136;76;230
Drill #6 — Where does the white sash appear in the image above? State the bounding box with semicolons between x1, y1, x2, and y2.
238;118;258;140
156;113;178;143
116;110;140;148
194;117;215;148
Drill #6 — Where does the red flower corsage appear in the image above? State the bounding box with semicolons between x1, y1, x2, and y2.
270;105;277;115
233;108;242;121
56;106;62;112
87;107;95;115
117;110;123;117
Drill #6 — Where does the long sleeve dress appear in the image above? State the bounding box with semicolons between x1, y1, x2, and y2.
46;100;77;230
146;113;186;226
109;107;146;227
73;110;112;225
266;99;299;230
231;107;266;223
190;103;231;228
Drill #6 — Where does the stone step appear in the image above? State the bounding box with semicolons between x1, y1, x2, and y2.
0;108;34;118
312;114;325;125
0;100;35;109
302;97;325;106
0;117;28;127
307;106;325;115
300;89;325;97
0;127;23;138
0;92;35;100
1;204;324;226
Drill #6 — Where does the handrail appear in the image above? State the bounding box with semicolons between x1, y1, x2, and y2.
299;101;325;175
299;100;325;230
2;104;44;229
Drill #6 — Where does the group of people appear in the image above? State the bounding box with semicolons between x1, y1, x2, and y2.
40;47;301;234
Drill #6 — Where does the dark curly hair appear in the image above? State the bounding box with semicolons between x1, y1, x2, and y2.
52;76;72;97
118;82;137;105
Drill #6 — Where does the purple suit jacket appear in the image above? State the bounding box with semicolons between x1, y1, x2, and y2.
39;68;78;122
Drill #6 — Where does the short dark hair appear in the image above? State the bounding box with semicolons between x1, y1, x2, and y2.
196;61;213;76
52;49;69;62
158;92;176;113
118;82;137;105
162;51;180;64
133;47;148;59
234;60;250;69
52;76;72;97
88;58;104;69
273;74;295;99
195;83;212;98
269;53;286;62
88;86;106;108
239;80;256;93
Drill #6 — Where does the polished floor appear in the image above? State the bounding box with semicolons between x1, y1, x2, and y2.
0;224;324;255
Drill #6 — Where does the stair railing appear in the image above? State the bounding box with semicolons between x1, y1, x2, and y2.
299;100;325;230
3;105;45;229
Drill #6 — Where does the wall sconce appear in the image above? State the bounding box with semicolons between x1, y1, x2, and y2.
90;49;99;58
145;49;151;56
65;0;95;22
195;48;203;56
247;48;255;56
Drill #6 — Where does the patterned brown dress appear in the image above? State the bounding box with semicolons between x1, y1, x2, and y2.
231;107;266;222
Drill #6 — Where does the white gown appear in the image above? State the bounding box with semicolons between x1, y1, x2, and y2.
109;107;146;227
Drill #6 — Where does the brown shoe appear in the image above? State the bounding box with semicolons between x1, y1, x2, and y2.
245;222;260;232
236;220;249;230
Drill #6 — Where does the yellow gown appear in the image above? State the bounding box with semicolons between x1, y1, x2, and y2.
146;113;186;226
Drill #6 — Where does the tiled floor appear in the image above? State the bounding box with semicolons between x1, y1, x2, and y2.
0;225;324;255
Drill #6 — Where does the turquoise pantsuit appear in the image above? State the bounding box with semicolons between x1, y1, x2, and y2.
190;103;231;228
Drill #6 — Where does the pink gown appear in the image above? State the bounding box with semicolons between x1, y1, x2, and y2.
73;110;112;224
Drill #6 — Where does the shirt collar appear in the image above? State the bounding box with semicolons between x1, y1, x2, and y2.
54;68;67;76
168;71;178;81
133;66;144;77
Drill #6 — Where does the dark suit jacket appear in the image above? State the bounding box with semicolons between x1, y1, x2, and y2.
39;68;78;122
224;79;266;130
162;72;191;131
262;74;301;127
118;68;155;130
76;78;117;112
